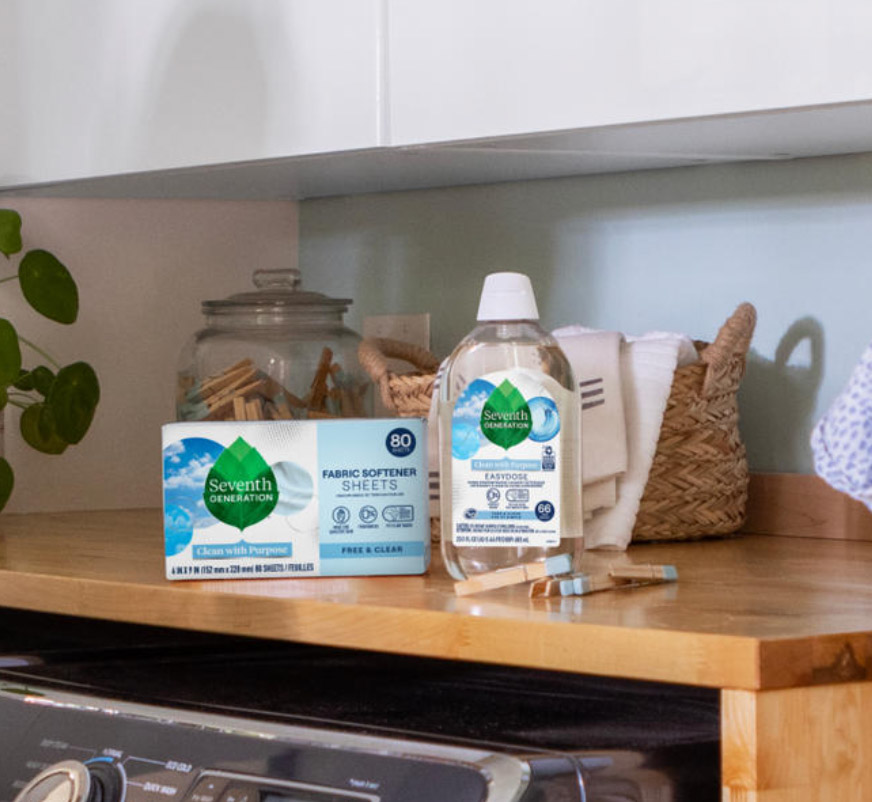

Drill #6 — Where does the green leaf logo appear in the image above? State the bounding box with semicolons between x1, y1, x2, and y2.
481;380;532;450
204;437;279;531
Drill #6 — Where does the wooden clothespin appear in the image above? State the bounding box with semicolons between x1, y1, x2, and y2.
454;553;573;597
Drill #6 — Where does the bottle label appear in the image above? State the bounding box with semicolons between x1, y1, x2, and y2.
450;369;563;548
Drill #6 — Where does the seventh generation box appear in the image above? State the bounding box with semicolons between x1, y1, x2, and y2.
162;418;429;580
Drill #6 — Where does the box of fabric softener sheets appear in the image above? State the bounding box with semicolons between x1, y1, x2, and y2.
162;418;429;580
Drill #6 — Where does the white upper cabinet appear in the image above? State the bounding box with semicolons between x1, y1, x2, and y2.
387;0;872;146
6;1;872;198
0;0;384;187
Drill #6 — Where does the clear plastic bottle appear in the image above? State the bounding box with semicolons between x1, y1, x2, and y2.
439;273;583;580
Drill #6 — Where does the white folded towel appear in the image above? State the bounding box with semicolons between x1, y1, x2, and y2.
583;332;697;549
552;328;627;516
628;330;700;368
582;478;617;520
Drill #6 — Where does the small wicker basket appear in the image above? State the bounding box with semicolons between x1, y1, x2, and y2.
358;302;757;543
632;302;756;541
358;338;441;417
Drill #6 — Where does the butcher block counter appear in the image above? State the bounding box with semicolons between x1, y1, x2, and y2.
2;504;872;799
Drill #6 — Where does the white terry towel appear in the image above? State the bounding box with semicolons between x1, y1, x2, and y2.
583;332;697;550
552;328;627;517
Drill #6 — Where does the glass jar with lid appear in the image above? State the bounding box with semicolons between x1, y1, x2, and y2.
177;269;372;421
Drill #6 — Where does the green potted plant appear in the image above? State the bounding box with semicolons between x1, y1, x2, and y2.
0;208;100;511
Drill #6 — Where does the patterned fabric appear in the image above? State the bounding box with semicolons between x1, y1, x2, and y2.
811;344;872;510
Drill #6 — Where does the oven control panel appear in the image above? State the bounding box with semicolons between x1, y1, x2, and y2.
13;762;379;802
0;684;547;802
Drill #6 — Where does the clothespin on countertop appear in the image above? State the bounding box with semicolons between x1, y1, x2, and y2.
453;554;573;597
453;556;678;598
529;563;678;599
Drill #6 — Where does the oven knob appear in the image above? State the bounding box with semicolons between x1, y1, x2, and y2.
14;760;125;802
85;760;125;802
14;761;91;802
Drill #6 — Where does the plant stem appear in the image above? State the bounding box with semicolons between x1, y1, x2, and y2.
18;337;61;370
0;275;17;284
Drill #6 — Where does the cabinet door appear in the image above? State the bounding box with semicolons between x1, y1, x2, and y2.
388;0;872;146
0;0;383;187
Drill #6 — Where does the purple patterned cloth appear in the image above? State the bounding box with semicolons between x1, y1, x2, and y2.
811;345;872;510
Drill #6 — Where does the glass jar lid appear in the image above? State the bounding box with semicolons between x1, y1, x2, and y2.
202;269;352;315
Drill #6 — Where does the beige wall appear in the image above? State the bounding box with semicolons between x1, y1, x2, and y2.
0;197;298;513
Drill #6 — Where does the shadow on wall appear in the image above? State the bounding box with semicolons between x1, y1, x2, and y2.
740;317;825;473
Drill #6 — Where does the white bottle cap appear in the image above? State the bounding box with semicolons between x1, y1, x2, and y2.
476;272;540;321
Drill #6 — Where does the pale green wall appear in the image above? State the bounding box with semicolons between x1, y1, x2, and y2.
300;152;872;474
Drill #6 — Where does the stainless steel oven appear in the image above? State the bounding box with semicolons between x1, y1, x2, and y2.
0;610;719;801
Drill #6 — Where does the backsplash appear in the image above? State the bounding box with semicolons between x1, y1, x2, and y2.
3;149;871;512
300;150;872;474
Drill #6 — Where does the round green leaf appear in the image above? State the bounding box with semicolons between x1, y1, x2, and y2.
0;386;7;410
47;361;99;444
0;209;22;257
31;365;55;397
19;249;79;324
0;318;22;386
13;367;34;391
20;403;68;454
0;457;13;511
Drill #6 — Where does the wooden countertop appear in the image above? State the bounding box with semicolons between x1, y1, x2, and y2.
2;508;872;692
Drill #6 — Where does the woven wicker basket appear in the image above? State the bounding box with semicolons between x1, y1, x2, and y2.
632;302;756;541
358;337;441;416
358;302;757;543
